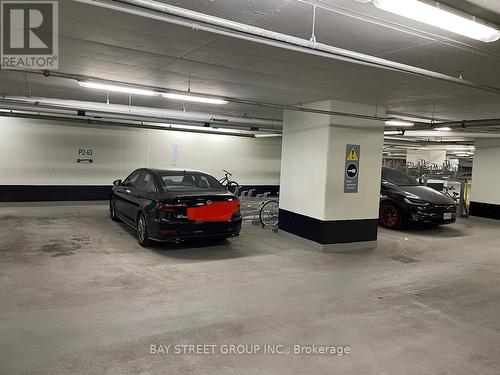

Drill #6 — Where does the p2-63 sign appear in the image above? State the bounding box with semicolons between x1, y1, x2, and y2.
77;148;94;164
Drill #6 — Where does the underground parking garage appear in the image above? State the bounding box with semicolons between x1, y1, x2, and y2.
1;0;500;373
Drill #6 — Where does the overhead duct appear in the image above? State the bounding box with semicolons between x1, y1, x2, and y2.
75;0;500;96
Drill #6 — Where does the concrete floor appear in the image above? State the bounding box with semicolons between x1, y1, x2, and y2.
1;204;500;375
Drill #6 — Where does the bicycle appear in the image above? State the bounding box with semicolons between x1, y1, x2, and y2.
443;185;469;217
443;186;460;204
219;170;239;192
260;199;279;228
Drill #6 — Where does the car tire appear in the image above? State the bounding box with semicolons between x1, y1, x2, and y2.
110;201;121;222
137;213;152;247
379;202;403;229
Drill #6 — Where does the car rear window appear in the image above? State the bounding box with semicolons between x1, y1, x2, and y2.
158;172;226;191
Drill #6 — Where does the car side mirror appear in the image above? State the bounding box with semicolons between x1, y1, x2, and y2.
113;179;123;186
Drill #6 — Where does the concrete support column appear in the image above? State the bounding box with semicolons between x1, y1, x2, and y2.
279;100;385;252
470;139;500;219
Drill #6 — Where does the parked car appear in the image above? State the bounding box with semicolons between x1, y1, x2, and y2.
379;167;457;229
110;168;242;246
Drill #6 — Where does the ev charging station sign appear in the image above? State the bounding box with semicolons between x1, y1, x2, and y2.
344;144;360;193
1;0;58;70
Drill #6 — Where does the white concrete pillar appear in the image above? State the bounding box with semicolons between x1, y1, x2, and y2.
279;100;385;252
470;139;500;219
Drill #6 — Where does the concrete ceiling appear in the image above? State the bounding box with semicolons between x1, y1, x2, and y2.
1;0;500;123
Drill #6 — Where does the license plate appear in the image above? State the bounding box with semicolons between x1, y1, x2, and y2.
444;213;453;220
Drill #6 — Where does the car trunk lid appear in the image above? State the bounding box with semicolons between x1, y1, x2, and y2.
158;191;240;222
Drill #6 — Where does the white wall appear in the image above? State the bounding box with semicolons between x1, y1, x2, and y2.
280;100;385;221
472;139;500;205
0;117;281;186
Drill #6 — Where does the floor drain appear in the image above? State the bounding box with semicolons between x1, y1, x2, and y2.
389;255;419;264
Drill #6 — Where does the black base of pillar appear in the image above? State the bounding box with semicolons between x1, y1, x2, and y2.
278;209;378;245
470;201;500;220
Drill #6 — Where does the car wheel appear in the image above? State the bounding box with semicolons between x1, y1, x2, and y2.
110;201;121;222
137;213;151;247
379;202;402;229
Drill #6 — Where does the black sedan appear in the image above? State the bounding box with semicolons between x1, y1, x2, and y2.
110;168;242;246
379;167;457;229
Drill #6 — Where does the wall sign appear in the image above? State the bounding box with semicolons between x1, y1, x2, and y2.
171;144;180;166
344;144;360;193
77;148;94;164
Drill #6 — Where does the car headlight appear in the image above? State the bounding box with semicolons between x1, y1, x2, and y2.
404;197;429;206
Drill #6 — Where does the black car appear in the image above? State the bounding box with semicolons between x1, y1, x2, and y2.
110;168;242;246
379;167;457;229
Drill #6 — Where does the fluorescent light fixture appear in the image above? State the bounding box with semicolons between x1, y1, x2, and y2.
161;93;228;105
435;127;452;131
372;0;500;43
384;130;404;135
254;133;283;138
79;81;157;96
78;81;228;104
385;119;414;127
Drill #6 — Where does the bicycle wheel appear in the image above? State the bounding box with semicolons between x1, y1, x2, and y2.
226;181;239;193
260;200;279;228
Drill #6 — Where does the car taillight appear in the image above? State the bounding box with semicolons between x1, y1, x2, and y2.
232;198;241;218
157;202;176;212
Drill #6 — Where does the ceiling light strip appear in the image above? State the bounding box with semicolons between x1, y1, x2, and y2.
372;0;500;43
78;81;157;96
385;120;414;127
161;93;228;105
79;81;228;105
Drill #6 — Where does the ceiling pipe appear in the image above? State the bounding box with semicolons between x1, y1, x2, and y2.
4;95;500;136
1;99;493;142
0;96;282;130
4;94;500;136
74;0;500;96
386;111;451;123
384;138;474;146
0;111;256;138
433;118;500;129
14;69;392;122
